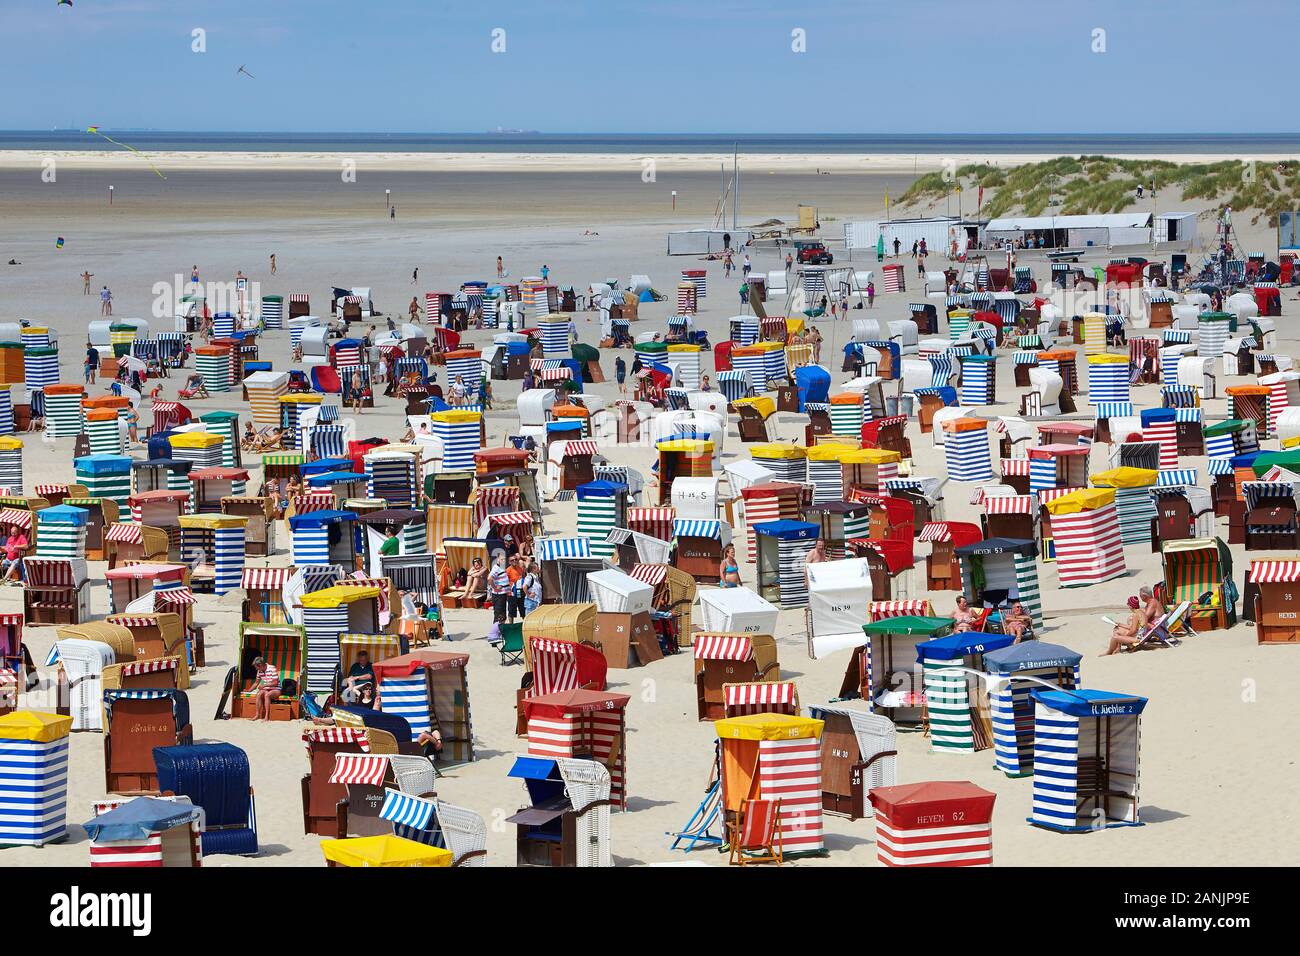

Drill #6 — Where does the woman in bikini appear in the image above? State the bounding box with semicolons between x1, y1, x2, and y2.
718;544;742;588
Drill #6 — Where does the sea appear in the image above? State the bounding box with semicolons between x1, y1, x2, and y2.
5;131;1300;154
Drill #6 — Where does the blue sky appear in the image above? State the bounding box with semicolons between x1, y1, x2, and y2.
0;0;1293;133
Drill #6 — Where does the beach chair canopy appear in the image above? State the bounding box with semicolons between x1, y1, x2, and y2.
82;796;202;843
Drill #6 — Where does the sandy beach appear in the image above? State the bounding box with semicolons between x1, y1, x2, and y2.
2;151;1298;869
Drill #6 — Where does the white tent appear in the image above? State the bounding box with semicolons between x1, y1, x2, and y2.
56;639;116;732
686;391;727;415
586;568;654;615
806;558;874;660
698;587;779;636
724;460;775;498
518;389;557;429
671;476;720;520
852;318;883;343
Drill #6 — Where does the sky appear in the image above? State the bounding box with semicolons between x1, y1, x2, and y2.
0;0;1295;134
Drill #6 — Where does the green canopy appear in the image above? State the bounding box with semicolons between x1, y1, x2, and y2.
1204;419;1249;437
1252;449;1300;477
572;343;599;365
862;615;956;637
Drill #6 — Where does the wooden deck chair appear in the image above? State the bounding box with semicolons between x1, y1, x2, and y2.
492;622;524;665
736;404;770;442
728;798;783;866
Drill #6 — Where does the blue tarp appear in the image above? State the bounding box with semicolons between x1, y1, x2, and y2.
983;641;1083;672
333;705;413;742
1030;688;1148;717
794;364;831;411
751;519;819;540
954;537;1037;558
1140;407;1178;426
301;457;354;477
82;796;202;843
147;434;175;460
73;454;132;476
574;480;626;499
39;505;89;526
915;630;1016;662
307;471;366;486
152;742;250;829
288;509;358;530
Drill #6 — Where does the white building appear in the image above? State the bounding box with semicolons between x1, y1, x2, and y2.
984;213;1152;249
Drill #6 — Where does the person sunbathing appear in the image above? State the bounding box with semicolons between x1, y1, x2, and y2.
464;557;488;598
952;595;977;633
179;373;209;399
248;427;284;452
1102;597;1145;656
1002;601;1032;642
1139;586;1163;625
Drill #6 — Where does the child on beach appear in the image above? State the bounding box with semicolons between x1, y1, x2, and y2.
867;281;875;308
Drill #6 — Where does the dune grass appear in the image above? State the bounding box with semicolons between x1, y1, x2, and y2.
898;156;1300;225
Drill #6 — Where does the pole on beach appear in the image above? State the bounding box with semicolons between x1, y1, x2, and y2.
385;189;391;209
672;190;677;210
108;185;114;206
733;144;738;231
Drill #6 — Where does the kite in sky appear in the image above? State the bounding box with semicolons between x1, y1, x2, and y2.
237;65;255;79
58;1;72;7
86;126;166;179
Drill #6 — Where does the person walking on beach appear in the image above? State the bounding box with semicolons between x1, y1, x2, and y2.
496;256;504;278
488;553;511;624
81;271;93;294
615;355;627;394
100;286;112;316
409;296;420;323
390;205;396;219
742;253;751;278
893;237;901;257
84;342;98;385
540;264;550;283
190;265;199;286
911;240;918;259
739;282;749;309
269;253;277;275
867;280;875;308
412;267;418;284
723;251;733;277
785;252;793;272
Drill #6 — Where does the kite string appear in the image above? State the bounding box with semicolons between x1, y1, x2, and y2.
87;127;167;179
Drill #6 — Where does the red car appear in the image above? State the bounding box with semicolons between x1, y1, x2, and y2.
795;241;833;265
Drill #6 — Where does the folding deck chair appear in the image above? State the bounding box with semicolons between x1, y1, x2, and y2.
727;798;783;866
668;779;725;852
491;622;524;665
1129;601;1191;650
